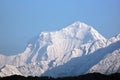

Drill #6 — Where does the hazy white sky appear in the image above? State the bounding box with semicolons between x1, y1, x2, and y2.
0;0;120;55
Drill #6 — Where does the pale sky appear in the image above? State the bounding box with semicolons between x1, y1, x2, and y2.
0;0;120;55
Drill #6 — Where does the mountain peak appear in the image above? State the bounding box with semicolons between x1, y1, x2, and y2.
24;21;107;63
58;21;106;42
63;21;90;30
1;21;119;77
29;21;106;49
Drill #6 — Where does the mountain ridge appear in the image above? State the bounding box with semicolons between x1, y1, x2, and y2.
0;21;119;77
43;40;120;77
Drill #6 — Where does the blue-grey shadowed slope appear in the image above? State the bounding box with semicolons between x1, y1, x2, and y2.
43;40;120;77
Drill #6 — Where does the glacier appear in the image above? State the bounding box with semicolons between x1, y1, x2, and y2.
0;21;120;77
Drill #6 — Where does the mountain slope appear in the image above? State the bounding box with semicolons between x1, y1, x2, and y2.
0;21;106;66
88;49;120;74
0;65;22;77
16;22;107;76
22;22;106;64
0;21;119;77
42;40;120;77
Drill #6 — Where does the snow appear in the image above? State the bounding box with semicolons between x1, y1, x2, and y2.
17;61;48;77
0;21;119;77
88;49;120;74
0;65;22;77
43;40;120;77
21;21;107;65
107;34;120;45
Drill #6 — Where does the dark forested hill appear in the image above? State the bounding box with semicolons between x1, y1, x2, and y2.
0;73;120;80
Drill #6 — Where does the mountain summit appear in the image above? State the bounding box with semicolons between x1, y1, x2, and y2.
23;21;106;64
0;21;120;77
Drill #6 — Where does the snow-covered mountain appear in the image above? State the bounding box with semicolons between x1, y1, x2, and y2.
0;21;120;77
43;40;120;77
88;48;120;74
0;65;22;77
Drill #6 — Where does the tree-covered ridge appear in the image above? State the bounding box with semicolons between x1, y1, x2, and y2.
0;73;120;80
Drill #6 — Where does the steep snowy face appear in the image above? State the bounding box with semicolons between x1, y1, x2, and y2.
43;40;120;77
23;22;107;66
0;21;119;77
107;34;120;45
0;65;22;77
88;49;120;74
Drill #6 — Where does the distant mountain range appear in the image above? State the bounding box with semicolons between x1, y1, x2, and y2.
0;21;120;77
